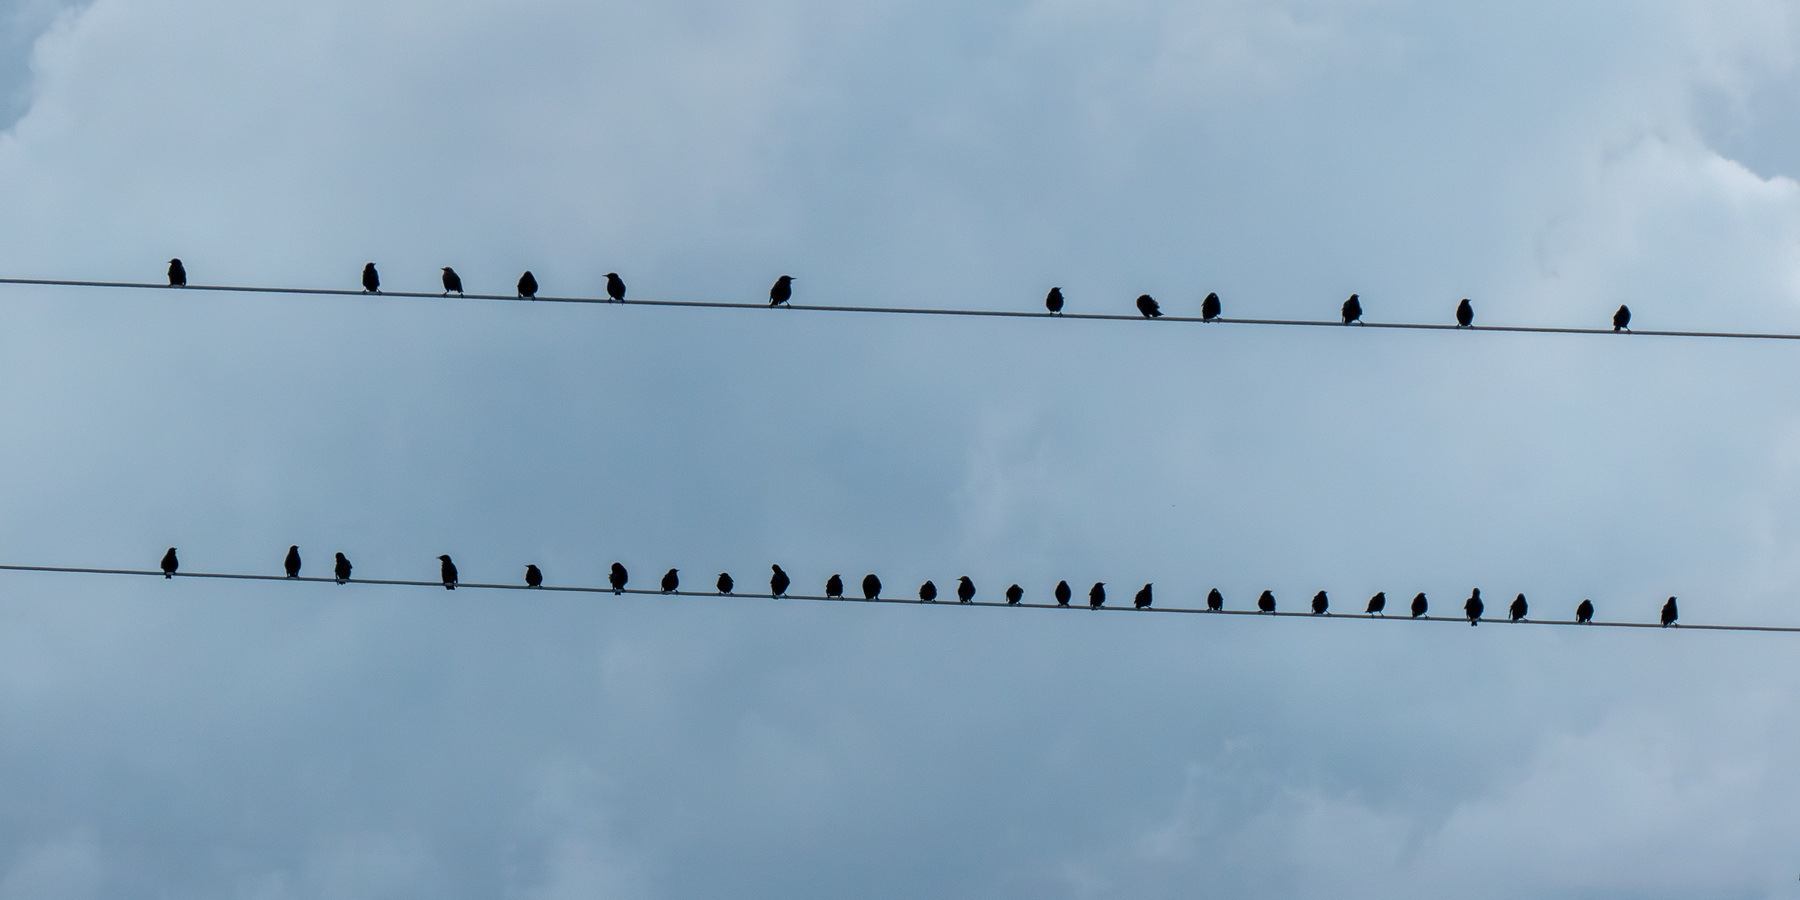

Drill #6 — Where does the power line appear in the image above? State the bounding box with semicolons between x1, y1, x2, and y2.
3;276;1798;342
0;562;1787;633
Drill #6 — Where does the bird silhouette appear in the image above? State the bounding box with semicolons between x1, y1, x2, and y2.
610;563;628;594
770;565;790;597
160;548;178;578
661;568;679;593
334;552;352;584
518;271;538;299
1201;292;1221;321
1465;588;1483;625
1134;584;1153;609
526;564;543;588
605;272;626;302
1410;592;1428;617
1576;599;1594;623
1055;580;1072;607
1045;287;1064;315
1366;592;1386;616
441;267;463;296
770;275;793;306
826;574;844;598
1258;590;1275;613
1510;593;1528;622
862;574;881;599
1661;596;1678;627
1207;588;1224;611
717;573;734;594
1312;591;1329;615
1342;294;1362;324
284;546;301;578
438;555;458;590
362;263;380;294
1613;304;1631;332
1136;294;1162;318
919;580;937;602
1456;298;1473;327
1089;582;1106;608
1006;584;1023;605
167;258;186;287
957;576;975;603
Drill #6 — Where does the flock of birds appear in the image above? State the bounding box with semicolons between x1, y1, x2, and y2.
151;547;1683;626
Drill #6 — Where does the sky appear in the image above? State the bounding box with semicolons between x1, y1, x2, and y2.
0;0;1799;897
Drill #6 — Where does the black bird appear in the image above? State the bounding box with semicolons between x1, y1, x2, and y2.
518;271;538;299
957;576;975;603
862;574;881;599
160;547;178;578
661;568;679;593
1465;588;1483;625
1207;588;1224;611
609;562;628;594
1661;596;1678;627
526;564;543;588
919;580;937;602
770;565;790;597
284;545;301;578
1055;580;1072;607
717;573;734;594
167;258;186;287
1576;599;1594;623
334;552;352;584
1456;298;1473;328
1006;584;1023;605
1366;592;1386;616
1510;593;1528;622
1257;590;1275;613
605;272;626;302
826;574;844;598
362;263;380;293
1312;591;1329;615
769;275;793;307
438;555;458;590
1342;294;1362;324
441;267;463;296
1089;582;1106;609
1136;294;1162;318
1045;287;1064;315
1613;304;1631;332
1410;592;1428;618
1134;584;1153;609
1201;291;1221;321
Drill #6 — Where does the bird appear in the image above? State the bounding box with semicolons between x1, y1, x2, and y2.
160;548;178;578
610;562;628;594
1136;294;1162;318
862;574;881;599
438;555;458;590
1207;588;1224;611
1134;584;1153;609
167;258;186;287
1257;590;1276;613
826;574;844;598
1045;287;1064;315
769;275;793;307
1201;291;1221;321
1613;304;1631;332
1456;298;1473;327
717;573;733;594
1055;580;1072;607
1006;584;1023;605
1342;294;1362;324
1576;599;1594;623
334;552;352;584
661;568;679;593
284;545;301;578
518;271;538;299
362;263;380;293
1510;593;1528;622
1410;592;1428;618
1312;591;1329;615
1465;588;1483;625
919;580;937;602
526;564;543;588
1366;592;1386;616
605;272;626;302
1089;582;1106;608
441;267;463;296
957;576;976;603
1661;596;1678;627
770;565;790;598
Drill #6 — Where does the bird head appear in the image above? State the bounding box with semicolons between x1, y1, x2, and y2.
169;258;181;264
606;272;619;278
437;555;451;561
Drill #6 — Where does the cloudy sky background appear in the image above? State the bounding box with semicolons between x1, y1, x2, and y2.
0;0;1799;896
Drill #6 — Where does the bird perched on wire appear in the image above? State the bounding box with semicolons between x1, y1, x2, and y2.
605;273;626;302
1366;592;1386;616
362;263;380;294
1661;596;1678;627
1456;298;1473;328
1510;593;1528;622
1613;305;1631;332
1258;590;1275;613
770;565;790;598
1055;580;1072;607
1134;584;1153;609
1136;294;1162;318
167;258;186;287
1576;599;1594;623
334;553;352;584
1411;592;1428;618
1201;292;1221;321
1045;287;1064;315
826;574;844;598
1006;584;1023;605
769;275;793;307
919;580;937;602
717;573;733;594
956;576;975;603
1465;588;1483;625
518;271;538;299
1312;591;1329;615
1342;294;1362;324
862;574;881;599
609;563;628;594
441;267;463;296
438;555;458;590
1089;583;1106;608
661;568;679;593
1207;588;1224;611
284;546;301;578
526;564;543;588
160;548;179;578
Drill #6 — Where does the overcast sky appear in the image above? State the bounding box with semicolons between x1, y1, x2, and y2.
1;0;1799;897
